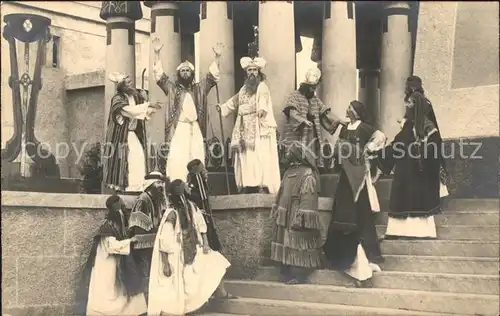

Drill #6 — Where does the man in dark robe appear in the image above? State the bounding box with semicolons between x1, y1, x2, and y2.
152;37;222;183
269;143;323;284
186;159;237;299
376;76;447;239
102;73;161;192
282;67;348;170
128;171;169;300
74;195;145;316
323;101;386;288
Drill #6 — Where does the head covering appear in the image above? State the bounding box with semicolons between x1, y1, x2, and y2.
302;67;321;85
187;159;204;175
350;100;372;124
176;60;195;72
105;195;123;213
406;75;423;92
168;179;188;196
240;56;267;70
108;72;128;84
142;171;167;191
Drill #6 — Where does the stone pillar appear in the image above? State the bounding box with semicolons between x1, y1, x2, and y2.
321;1;357;121
144;1;182;147
259;1;296;136
358;69;381;127
199;1;235;155
379;1;412;140
99;1;142;133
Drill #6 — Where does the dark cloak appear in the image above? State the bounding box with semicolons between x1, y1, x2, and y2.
323;120;384;270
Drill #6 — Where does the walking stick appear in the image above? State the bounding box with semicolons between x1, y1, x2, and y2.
214;83;231;195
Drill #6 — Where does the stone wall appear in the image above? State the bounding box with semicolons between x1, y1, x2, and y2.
1;191;338;315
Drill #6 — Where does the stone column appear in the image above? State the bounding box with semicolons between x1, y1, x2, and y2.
99;1;142;133
144;1;182;147
199;1;235;155
258;1;296;136
379;1;412;140
358;69;381;127
321;1;357;122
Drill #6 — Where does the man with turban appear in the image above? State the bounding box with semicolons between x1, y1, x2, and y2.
216;56;281;194
127;171;169;300
147;179;230;315
152;37;224;182
102;72;162;192
282;67;348;169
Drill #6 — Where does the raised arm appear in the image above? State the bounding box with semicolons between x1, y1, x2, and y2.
201;42;224;95
152;36;174;96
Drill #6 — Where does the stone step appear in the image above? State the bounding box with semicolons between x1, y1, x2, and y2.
224;281;499;316
380;240;499;257
253;267;499;295
380;255;499;274
374;210;499;226
209;297;468;316
376;225;500;240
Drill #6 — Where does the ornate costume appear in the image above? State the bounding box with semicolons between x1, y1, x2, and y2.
219;57;281;193
153;59;219;182
269;143;323;283
102;72;152;192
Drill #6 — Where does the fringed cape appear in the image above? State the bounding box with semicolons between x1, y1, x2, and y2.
270;164;323;269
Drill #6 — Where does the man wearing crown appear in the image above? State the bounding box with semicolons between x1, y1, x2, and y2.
152;37;223;182
102;73;162;192
283;67;348;169
216;57;281;194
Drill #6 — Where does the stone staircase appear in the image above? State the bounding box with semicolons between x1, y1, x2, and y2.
206;198;499;315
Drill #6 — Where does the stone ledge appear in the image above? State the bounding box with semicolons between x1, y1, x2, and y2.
0;191;334;211
64;70;105;91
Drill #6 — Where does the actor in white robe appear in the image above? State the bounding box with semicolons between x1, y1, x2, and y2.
217;57;281;194
152;38;222;182
76;195;147;316
148;180;230;316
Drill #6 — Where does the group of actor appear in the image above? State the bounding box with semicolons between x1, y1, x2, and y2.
269;73;449;288
75;159;237;316
88;33;449;314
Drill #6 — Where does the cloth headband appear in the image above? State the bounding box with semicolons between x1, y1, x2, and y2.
240;56;266;70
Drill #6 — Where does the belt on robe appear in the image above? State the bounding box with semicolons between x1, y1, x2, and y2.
178;119;197;124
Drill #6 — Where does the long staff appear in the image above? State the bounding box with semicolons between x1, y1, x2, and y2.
214;83;231;195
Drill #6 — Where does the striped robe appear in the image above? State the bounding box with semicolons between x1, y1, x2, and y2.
102;91;150;191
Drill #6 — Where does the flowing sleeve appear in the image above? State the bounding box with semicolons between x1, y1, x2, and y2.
159;211;177;254
220;93;239;117
153;60;174;96
283;93;306;131
318;99;341;135
200;60;221;95
366;130;387;153
291;170;321;230
121;103;151;120
102;236;131;255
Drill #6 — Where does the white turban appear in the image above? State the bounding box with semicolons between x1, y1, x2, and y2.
176;60;195;72
108;72;128;84
302;67;321;85
240;56;266;70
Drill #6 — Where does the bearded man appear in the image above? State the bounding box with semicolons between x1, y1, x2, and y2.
283;67;348;169
102;73;161;192
216;57;280;194
152;37;223;182
127;171;169;300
